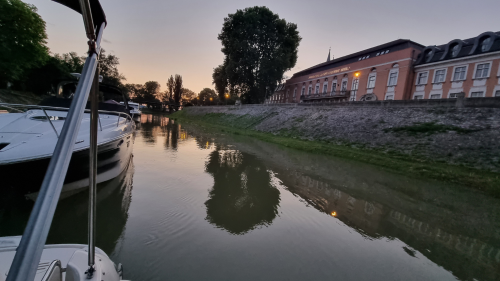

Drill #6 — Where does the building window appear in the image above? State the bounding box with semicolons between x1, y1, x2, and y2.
453;66;466;81
308;86;312;95
481;37;492;52
350;79;359;101
323;83;328;94
385;94;394;100
451;44;460;57
471;91;484;97
315;85;320;94
293;88;297;97
331;82;337;93
434;69;446;83
414;95;423;100
475;63;490;79
388;72;398;86
449;93;458;98
367;76;376;88
495;90;500;97
341;80;347;91
301;87;305;96
425;50;433;62
416;72;428;85
430;94;441;99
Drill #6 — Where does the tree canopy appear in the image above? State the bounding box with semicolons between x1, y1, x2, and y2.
182;88;196;101
0;0;49;84
198;88;218;104
216;6;301;104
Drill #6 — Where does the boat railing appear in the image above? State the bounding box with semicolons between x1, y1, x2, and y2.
5;0;106;276
0;103;133;133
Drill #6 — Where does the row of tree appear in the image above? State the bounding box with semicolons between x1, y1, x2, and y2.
125;75;196;105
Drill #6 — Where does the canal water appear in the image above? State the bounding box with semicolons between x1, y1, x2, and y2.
1;113;500;281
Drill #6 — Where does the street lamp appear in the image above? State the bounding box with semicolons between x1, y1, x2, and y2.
210;97;213;105
225;93;229;105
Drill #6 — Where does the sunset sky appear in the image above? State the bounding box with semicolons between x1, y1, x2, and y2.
26;0;500;94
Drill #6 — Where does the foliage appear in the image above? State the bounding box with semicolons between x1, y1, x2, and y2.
143;81;161;101
212;64;228;100
24;56;73;95
124;83;145;99
216;6;301;104
54;52;85;74
173;74;183;104
166;75;174;101
182;88;196;101
98;48;126;87
198;88;218;104
0;0;49;84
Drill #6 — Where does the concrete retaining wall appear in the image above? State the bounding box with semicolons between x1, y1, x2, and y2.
183;104;500;172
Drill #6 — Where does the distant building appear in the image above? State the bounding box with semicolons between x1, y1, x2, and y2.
412;31;500;99
266;31;500;103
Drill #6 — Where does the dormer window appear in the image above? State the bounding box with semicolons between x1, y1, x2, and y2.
451;44;460;57
481;37;492;52
425;50;433;62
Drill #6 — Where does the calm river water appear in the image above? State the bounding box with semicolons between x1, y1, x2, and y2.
2;113;500;281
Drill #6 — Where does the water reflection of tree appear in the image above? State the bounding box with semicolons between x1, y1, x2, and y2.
164;119;178;150
204;148;280;235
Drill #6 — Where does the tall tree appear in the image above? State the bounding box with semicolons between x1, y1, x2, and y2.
212;64;228;101
166;75;174;101
217;6;301;103
173;74;183;104
143;81;161;101
0;0;49;84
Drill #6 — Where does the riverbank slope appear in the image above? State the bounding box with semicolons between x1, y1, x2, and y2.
171;105;500;196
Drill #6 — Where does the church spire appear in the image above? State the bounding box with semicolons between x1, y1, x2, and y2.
327;47;331;62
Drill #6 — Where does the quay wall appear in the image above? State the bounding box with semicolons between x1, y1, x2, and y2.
182;100;500;172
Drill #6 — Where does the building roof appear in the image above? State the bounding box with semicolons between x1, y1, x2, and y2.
291;39;425;79
414;31;500;66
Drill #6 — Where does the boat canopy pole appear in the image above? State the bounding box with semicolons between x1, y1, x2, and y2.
5;2;105;279
87;50;100;280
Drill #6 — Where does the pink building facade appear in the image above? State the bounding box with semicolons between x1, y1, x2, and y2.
267;31;500;103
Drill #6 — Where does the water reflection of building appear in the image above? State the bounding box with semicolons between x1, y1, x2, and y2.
279;171;500;281
204;149;280;235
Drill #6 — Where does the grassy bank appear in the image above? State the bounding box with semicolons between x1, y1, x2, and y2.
171;110;500;198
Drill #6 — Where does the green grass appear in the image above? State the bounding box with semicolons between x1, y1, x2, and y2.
385;121;477;135
171;110;500;198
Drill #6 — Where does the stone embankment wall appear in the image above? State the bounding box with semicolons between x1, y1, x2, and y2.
183;103;500;172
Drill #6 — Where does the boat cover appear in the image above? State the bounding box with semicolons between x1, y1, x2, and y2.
52;0;107;33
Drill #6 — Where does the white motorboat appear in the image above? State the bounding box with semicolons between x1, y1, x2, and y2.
0;99;135;195
120;102;141;118
1;0;131;280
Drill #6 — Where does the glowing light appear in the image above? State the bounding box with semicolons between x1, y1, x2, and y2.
355;72;360;77
210;97;213;101
331;211;337;217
